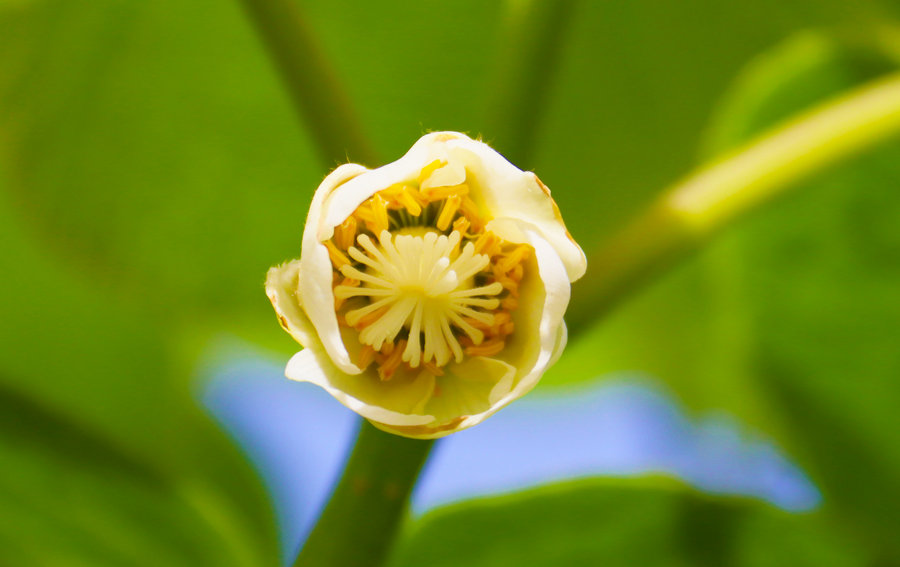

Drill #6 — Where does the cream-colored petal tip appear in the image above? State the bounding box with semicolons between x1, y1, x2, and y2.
285;350;435;428
265;260;319;348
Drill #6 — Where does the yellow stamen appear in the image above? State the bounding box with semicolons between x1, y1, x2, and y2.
358;345;375;369
452;216;470;237
422;361;444;376
328;164;527;374
370;195;390;233
436;194;461;231
498;245;530;273
335;217;358;250
465;338;505;357
352;305;390;329
474;232;501;257
417;159;445;184
378;339;406;381
325;240;351;268
422;183;469;201
395;186;423;215
459;196;482;230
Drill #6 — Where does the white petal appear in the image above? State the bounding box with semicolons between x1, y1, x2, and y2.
300;164;368;375
547;321;569;368
498;223;572;401
265;259;319;348
441;137;586;281
454;223;572;433
318;133;463;234
286;349;436;427
371;356;515;439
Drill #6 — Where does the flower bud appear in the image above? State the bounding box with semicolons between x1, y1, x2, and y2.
267;132;585;438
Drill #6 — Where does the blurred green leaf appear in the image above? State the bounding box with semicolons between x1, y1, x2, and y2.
548;29;900;558
388;478;865;567
0;135;279;563
2;0;894;346
0;384;252;566
699;34;900;557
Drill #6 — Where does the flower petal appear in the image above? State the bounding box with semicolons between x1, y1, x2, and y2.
265;259;318;348
427;356;516;422
441;136;586;281
318;134;459;234
286;349;436;427
455;221;572;431
495;221;572;402
300;164;369;374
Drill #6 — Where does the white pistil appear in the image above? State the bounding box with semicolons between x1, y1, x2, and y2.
334;229;502;367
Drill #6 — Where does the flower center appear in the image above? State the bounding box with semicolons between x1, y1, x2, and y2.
324;161;529;380
335;229;503;368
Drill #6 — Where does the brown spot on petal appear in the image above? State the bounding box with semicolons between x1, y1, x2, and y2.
278;315;290;330
533;173;577;245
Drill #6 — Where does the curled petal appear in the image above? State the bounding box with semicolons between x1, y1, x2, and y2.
440;136;585;281
269;132;586;438
287;350;436;427
300;164;369;375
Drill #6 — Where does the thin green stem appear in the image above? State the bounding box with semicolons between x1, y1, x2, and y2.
568;71;900;334
240;0;377;166
485;0;579;168
293;421;433;567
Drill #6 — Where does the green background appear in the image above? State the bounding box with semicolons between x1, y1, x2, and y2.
1;0;899;564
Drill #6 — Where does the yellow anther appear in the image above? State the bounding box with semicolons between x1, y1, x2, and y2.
452;216;470;237
353;205;375;224
335;217;358;250
325;240;351;269
462;316;491;331
492;311;511;327
378;339;406;381
395;186;423;215
465;338;505;357
474;232;501;257
370;194;390;233
353;305;390;330
421;361;444;376
501;296;518;311
501;321;515;335
357;345;376;370
417;159;446;184
493;269;518;296
498;245;530;273
459;196;482;229
422;183;469;202
436;195;461;231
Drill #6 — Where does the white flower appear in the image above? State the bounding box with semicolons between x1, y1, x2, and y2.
266;132;586;438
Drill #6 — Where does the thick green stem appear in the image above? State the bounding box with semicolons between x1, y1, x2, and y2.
485;0;579;168
293;421;433;567
240;0;377;166
568;71;900;335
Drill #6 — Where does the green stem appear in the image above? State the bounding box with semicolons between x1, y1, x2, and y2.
240;0;377;166
485;0;579;168
293;421;433;567
567;71;900;334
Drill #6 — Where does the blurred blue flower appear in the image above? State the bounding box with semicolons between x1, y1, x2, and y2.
200;340;819;563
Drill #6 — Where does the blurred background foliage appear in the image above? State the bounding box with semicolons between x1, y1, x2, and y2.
1;0;899;564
